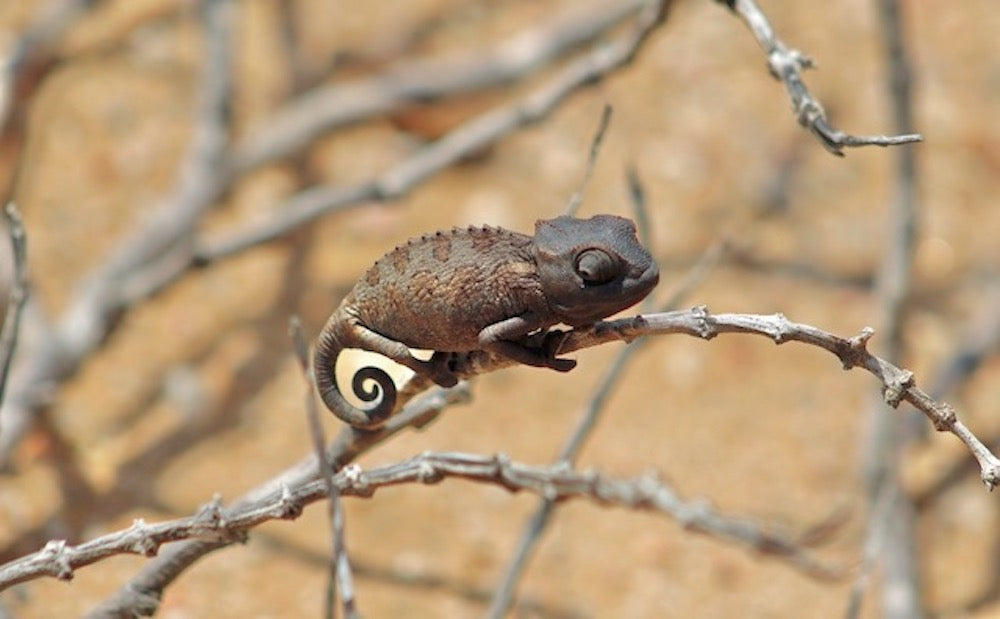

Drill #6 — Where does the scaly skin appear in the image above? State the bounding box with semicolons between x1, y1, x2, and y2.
313;215;659;429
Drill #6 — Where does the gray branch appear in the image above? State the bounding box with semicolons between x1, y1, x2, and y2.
0;203;28;416
0;451;840;593
721;0;923;156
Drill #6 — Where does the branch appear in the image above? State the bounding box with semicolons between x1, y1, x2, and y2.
195;0;672;261
0;203;28;414
855;0;923;616
227;0;651;176
290;318;358;619
0;451;840;592
401;308;1000;490
719;0;923;156
88;383;471;616
0;0;105;135
90;300;999;615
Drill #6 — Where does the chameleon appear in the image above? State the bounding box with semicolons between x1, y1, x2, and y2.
313;214;659;429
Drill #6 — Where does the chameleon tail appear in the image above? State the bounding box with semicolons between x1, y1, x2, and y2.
313;325;397;429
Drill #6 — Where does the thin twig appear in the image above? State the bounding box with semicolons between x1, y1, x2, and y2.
856;0;924;617
290;318;359;619
625;163;653;249
719;0;923;156
564;104;613;217
0;0;104;136
88;384;471;617
425;308;1000;489
0;203;29;415
0;451;842;592
845;480;894;619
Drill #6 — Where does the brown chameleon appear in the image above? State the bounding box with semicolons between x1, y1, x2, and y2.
313;214;659;428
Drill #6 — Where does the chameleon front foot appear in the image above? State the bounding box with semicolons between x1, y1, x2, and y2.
425;351;460;388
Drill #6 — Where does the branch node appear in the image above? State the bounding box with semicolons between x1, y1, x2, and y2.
770;313;792;343
929;401;957;432
416;459;442;484
691;305;715;339
128;519;159;557
274;483;302;519
42;540;73;581
841;327;875;369
342;463;373;497
195;494;226;528
882;369;915;408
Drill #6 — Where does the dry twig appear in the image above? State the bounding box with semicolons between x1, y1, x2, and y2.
0;451;840;593
197;0;672;261
0;203;28;415
719;0;923;156
74;301;1000;616
563;104;614;218
290;318;358;619
853;1;923;616
87;383;470;616
227;0;650;176
414;308;999;490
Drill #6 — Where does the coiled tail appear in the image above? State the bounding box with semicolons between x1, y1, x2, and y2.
313;322;397;429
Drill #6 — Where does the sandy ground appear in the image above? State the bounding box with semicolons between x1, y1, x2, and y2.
0;0;999;616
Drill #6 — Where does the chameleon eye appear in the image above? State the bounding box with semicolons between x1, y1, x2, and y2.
575;248;618;285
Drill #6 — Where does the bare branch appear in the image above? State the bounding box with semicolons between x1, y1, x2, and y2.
0;0;105;135
196;0;672;261
720;0;922;156
89;382;470;617
0;202;28;414
845;480;894;619
227;0;650;176
0;451;840;592
854;0;924;613
290;318;359;619
397;309;1000;490
564;103;613;217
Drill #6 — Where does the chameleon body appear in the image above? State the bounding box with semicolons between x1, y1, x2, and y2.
314;214;659;428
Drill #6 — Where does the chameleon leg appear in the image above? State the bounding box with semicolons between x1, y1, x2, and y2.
345;319;459;387
478;315;577;372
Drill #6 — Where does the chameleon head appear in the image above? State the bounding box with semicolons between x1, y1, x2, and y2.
533;214;659;327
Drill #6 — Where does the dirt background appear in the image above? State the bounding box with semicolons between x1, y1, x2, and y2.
0;0;999;617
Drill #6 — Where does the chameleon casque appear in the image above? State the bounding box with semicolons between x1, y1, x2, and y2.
313;214;659;428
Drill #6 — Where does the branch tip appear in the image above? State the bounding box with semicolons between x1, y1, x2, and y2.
983;467;1000;492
